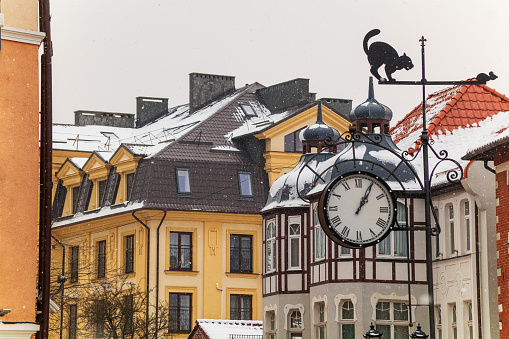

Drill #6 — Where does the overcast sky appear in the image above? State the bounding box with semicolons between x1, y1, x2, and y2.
49;0;509;124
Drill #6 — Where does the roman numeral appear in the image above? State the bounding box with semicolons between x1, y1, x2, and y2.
331;215;342;227
370;228;377;238
376;193;384;200
329;206;338;211
355;178;362;188
376;218;387;228
356;231;362;240
380;206;389;213
342;182;351;191
332;193;342;199
340;226;350;238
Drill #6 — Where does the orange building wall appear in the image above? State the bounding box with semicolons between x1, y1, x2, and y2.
0;39;40;322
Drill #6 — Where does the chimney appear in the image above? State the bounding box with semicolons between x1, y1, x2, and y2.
74;110;135;128
189;73;235;113
257;78;311;111
136;97;169;127
321;98;353;121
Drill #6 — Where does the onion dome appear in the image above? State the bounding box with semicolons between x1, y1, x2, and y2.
300;101;340;153
350;77;393;134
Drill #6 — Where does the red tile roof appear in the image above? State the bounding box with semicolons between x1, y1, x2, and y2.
391;84;509;154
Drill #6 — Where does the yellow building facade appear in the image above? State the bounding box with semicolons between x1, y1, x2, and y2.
50;77;351;338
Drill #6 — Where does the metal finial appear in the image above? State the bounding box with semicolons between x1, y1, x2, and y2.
419;36;427;47
368;76;375;99
316;101;324;123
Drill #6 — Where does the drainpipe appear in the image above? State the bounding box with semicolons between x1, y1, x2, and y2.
475;203;482;339
155;211;167;331
51;236;65;339
37;0;53;337
132;211;151;337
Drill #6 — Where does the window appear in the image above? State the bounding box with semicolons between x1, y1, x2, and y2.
240;103;257;117
433;207;441;258
378;202;408;257
125;172;135;201
316;302;326;339
95;300;105;339
375;301;409;339
169;293;192;333
125;234;135;274
448;205;456;255
230;294;252;320
288;219;301;269
69;304;78;339
97;240;107;279
290;310;302;329
239;171;253;198
284;128;304;152
463;201;471;253
266;220;276;273
176;168;191;194
340;301;355;339
339;246;352;257
72;186;80;214
230;234;252;273
70;246;79;283
170;232;192;271
269;312;276;339
466;302;473;339
123;295;134;337
98;180;107;207
451;304;457;339
436;306;442;339
314;208;326;261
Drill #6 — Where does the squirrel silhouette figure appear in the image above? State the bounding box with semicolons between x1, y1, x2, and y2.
364;29;414;82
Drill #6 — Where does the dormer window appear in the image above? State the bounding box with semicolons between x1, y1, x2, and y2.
239;103;257;117
176;168;191;195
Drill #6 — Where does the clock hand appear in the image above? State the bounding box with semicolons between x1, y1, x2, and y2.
355;181;374;214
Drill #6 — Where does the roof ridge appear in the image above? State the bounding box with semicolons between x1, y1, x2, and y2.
426;85;466;136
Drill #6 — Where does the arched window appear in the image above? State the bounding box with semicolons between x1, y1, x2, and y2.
340;301;355;338
266;220;277;273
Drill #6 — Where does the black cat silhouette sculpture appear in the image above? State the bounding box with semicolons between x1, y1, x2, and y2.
364;29;414;82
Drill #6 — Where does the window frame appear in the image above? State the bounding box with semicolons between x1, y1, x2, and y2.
97;179;107;208
168;292;193;334
169;231;193;271
96;239;107;279
176;167;192;196
266;219;277;273
229;233;253;274
125;172;135;201
288;216;301;270
284;128;305;152
339;300;355;339
69;304;78;339
238;171;254;200
374;300;410;339
239;102;257;117
463;200;471;253
451;304;458;339
124;234;135;274
69;245;79;283
230;294;253;320
71;185;80;214
314;208;326;262
377;202;408;258
316;302;326;339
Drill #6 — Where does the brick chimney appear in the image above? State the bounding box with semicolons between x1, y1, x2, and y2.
136;97;169;127
74;110;135;128
189;73;235;113
257;78;312;111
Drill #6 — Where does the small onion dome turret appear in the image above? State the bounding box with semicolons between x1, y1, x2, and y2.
300;101;340;154
350;77;393;134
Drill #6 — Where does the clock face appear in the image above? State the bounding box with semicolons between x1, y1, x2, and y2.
318;172;396;248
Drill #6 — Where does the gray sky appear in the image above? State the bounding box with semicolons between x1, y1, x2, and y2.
50;0;509;124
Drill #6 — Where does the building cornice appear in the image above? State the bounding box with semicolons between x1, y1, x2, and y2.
1;26;45;45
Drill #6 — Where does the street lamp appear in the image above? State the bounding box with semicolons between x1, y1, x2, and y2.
409;324;429;338
364;323;383;338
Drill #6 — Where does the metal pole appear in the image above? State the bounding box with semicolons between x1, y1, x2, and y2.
37;0;53;337
419;36;436;338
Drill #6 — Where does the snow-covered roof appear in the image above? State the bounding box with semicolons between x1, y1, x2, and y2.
462;110;509;159
192;319;262;339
